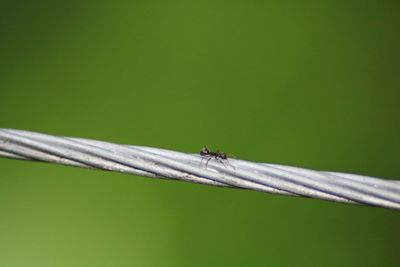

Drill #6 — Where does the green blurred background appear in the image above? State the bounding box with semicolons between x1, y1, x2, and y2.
1;0;399;266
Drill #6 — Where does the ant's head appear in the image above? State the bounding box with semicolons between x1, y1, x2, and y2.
218;152;227;159
200;146;210;155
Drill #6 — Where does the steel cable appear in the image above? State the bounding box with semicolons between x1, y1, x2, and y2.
0;129;399;211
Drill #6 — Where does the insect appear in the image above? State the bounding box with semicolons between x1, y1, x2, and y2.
199;146;235;169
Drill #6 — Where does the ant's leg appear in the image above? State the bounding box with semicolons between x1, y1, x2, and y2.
201;155;212;166
205;157;212;168
225;159;236;170
215;158;227;168
201;156;209;167
216;158;236;170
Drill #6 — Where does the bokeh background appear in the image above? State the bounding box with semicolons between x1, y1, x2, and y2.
1;1;400;266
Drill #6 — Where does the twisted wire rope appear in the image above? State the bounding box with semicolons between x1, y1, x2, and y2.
0;129;399;211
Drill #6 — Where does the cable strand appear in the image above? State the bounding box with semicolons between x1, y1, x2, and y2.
0;129;399;211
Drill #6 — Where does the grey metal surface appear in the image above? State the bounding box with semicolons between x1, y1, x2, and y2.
1;129;399;211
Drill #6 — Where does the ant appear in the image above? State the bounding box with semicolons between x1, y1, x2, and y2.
199;146;235;169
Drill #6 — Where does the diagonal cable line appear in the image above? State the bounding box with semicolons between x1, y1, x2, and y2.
0;129;399;211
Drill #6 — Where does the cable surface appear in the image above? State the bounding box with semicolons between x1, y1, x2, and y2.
0;129;399;211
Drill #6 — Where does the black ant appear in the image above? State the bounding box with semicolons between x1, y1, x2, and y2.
199;146;235;169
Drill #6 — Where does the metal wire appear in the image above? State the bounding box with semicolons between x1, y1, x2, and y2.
0;128;399;211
